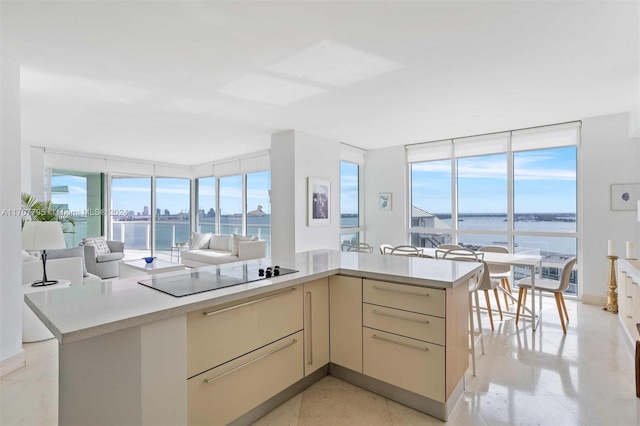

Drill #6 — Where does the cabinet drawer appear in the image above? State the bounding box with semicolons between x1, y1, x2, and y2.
188;331;303;426
363;303;445;346
187;286;303;377
363;327;445;402
363;279;445;317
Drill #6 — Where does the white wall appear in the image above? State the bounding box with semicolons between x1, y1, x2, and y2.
0;55;25;374
364;146;408;251
271;130;341;256
581;112;640;304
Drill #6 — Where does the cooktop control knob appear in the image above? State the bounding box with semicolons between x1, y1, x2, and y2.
274;269;280;276
258;268;265;276
265;270;272;278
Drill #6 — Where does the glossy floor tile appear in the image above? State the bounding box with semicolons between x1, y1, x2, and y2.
2;298;639;426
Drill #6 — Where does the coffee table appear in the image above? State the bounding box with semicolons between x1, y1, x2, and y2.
120;258;186;279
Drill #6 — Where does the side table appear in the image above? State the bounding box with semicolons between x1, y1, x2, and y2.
170;245;189;262
23;279;71;343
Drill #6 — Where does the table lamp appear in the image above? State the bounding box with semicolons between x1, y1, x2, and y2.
22;221;66;286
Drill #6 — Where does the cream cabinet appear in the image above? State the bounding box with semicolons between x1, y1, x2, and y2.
188;331;304;426
187;286;303;378
618;261;640;342
187;286;304;425
361;278;468;404
363;328;445;401
329;275;363;372
303;278;330;376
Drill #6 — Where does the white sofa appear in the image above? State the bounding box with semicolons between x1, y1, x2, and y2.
180;233;267;268
22;252;101;342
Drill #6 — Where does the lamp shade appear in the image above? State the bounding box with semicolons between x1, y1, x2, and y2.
22;221;66;250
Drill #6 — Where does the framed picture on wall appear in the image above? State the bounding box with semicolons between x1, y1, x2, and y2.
611;183;640;211
378;193;392;211
308;177;331;226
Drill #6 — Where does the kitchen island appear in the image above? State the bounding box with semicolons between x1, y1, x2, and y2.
25;250;481;425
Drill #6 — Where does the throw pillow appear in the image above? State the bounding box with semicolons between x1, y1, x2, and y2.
209;234;231;251
48;246;89;277
83;237;111;255
189;232;211;250
232;233;255;256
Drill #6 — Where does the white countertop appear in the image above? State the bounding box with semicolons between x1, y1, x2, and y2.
25;250;481;344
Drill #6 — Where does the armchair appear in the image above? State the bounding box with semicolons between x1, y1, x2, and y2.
82;239;125;279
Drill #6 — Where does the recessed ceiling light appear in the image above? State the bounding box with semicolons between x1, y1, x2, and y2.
217;74;326;106
268;40;403;87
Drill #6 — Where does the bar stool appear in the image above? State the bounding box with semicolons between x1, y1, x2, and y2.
479;245;513;307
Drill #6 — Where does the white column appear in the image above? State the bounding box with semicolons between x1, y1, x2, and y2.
0;54;25;376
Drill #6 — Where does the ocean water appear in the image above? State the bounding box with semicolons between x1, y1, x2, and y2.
63;214;576;258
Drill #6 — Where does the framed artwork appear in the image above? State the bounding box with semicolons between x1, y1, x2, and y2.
308;177;331;226
379;193;392;211
611;183;640;211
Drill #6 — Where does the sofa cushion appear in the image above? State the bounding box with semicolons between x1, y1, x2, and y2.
83;237;111;255
48;246;88;277
96;252;125;263
181;249;238;265
190;232;211;249
22;250;39;263
232;234;256;256
209;234;231;251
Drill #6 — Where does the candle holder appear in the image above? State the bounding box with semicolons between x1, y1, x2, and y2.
603;255;619;313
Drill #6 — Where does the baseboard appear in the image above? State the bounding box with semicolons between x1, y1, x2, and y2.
0;349;26;378
581;294;607;306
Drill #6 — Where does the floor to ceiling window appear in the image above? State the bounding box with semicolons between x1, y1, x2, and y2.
408;123;579;295
50;169;104;247
219;175;243;235
340;160;362;247
154;177;191;258
110;175;152;257
246;171;271;254
196;169;272;254
196;176;216;234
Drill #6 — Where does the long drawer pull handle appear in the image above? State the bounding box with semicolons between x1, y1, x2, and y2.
204;339;298;383
307;291;313;365
372;334;429;352
372;285;430;297
372;309;429;324
203;287;296;316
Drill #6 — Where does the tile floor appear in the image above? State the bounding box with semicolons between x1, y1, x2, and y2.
2;298;639;426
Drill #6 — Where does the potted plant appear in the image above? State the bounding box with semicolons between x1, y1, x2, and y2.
21;192;76;232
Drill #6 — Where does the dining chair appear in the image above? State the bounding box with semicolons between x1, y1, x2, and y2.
343;242;373;253
435;247;482;261
515;257;577;334
439;249;503;331
379;244;394;254
479;245;513;307
389;245;422;257
438;243;462;250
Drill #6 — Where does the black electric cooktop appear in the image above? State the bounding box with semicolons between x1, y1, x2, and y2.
137;264;298;297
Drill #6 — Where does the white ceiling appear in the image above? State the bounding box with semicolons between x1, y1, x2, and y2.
1;1;638;166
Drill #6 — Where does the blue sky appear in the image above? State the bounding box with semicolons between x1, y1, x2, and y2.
411;146;577;214
52;148;572;218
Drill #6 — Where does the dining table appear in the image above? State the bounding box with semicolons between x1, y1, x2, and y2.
420;248;544;331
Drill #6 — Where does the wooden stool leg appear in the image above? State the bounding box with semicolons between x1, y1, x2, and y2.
560;293;569;323
521;287;528;314
484;290;494;331
555;292;567;334
501;278;511;307
493;288;503;320
516;287;525;324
